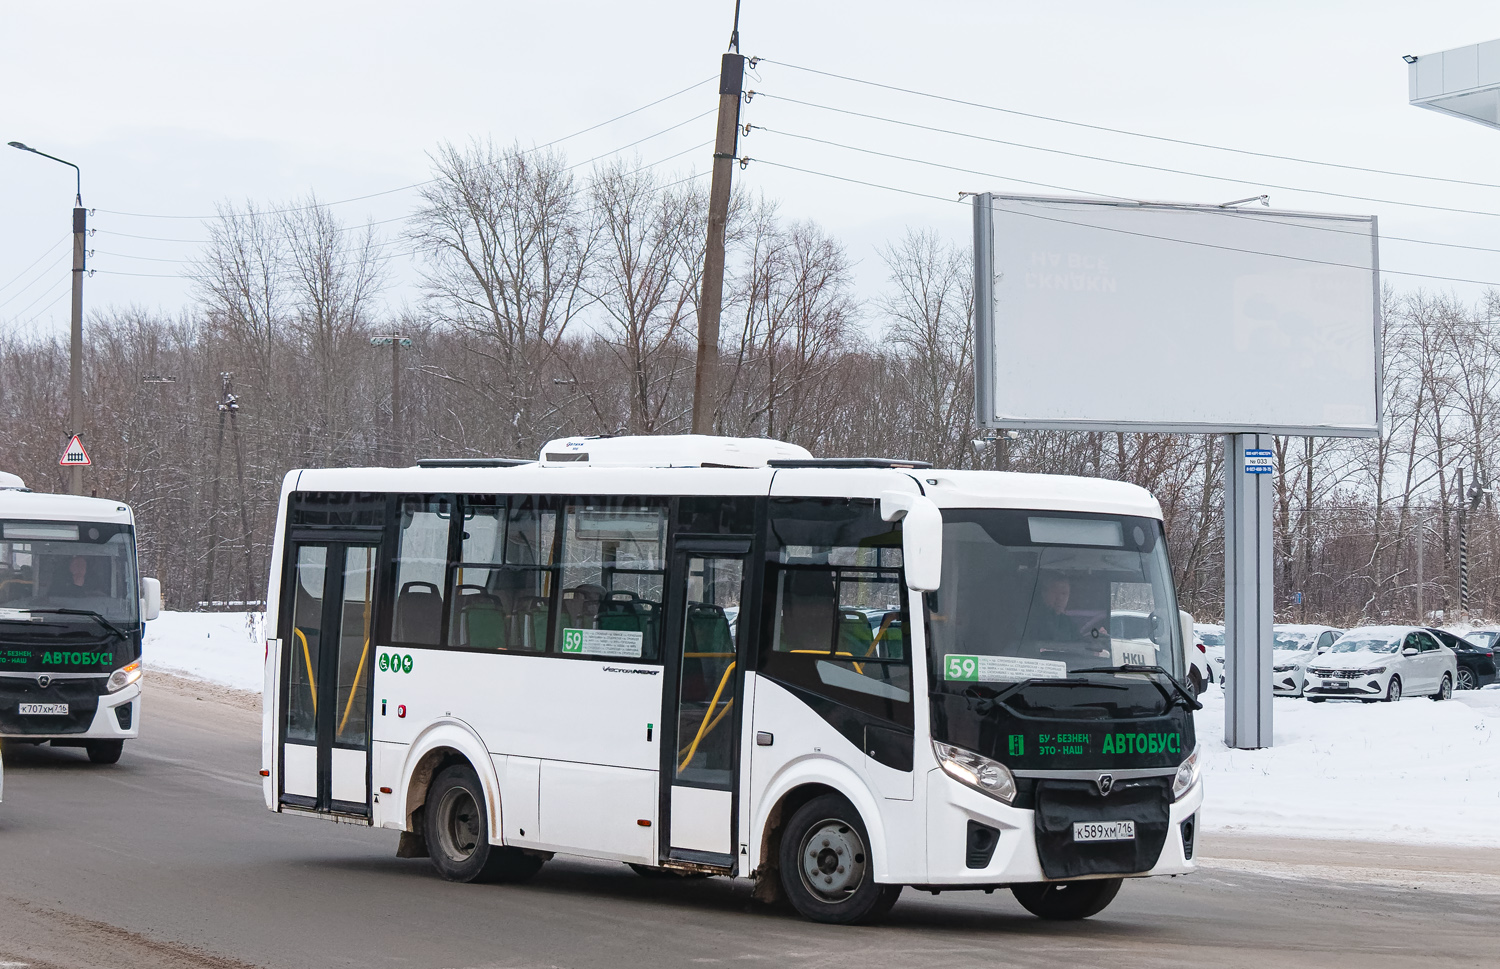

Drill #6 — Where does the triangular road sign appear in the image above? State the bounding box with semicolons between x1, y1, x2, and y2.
59;435;91;467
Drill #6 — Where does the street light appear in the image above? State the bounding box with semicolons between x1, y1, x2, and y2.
9;140;88;494
1407;40;1500;612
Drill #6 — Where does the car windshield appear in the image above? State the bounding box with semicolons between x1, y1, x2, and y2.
1274;632;1317;650
0;520;140;625
1330;635;1400;654
928;509;1183;687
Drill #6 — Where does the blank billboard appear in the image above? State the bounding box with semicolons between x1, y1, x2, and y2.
976;195;1380;437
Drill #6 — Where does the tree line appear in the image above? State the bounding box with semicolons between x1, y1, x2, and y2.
2;140;1498;626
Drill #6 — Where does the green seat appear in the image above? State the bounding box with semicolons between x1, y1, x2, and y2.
462;596;507;650
838;608;875;656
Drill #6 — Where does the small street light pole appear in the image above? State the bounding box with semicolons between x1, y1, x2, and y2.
9;141;86;494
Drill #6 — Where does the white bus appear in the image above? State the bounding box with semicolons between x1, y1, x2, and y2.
260;436;1203;923
0;474;162;764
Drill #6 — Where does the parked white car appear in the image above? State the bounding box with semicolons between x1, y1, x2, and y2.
1179;611;1211;695
1196;623;1225;684
1271;624;1342;697
1304;626;1458;702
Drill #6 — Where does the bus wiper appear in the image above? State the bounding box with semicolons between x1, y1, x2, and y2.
1071;664;1203;711
20;608;129;642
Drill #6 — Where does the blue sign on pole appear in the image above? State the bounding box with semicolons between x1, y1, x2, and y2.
1244;448;1274;474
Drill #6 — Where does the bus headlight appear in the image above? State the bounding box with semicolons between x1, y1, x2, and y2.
107;660;142;693
933;741;1016;804
1172;745;1202;800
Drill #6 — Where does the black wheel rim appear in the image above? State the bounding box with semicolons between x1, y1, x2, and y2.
437;787;481;862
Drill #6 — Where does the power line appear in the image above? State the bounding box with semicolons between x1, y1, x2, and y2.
94;75;718;221
4;276;72;321
748;156;1500;290
753;125;1131;200
757;58;1500;193
0;235;70;294
0;251;71;310
754;96;1500;256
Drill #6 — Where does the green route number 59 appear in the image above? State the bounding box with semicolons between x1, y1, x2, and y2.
945;654;978;681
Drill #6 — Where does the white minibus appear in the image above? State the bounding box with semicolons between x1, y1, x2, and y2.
1;475;161;763
260;436;1203;923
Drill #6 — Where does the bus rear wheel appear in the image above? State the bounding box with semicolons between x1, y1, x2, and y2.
778;793;901;924
1011;877;1123;920
424;764;544;884
85;740;124;764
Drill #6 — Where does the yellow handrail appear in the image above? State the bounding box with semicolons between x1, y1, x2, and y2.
338;637;370;737
294;627;317;716
678;661;736;772
789;648;863;675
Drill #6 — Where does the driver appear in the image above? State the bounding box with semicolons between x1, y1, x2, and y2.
57;555;92;596
1025;575;1107;643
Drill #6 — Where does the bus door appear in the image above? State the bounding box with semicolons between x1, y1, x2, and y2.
662;542;750;868
280;539;379;816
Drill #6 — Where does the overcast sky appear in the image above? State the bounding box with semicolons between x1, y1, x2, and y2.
3;1;1499;339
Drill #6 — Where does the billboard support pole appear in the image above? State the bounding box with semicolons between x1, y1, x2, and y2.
1224;433;1275;749
972;193;994;430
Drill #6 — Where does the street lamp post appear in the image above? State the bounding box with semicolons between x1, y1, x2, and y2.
9;141;86;495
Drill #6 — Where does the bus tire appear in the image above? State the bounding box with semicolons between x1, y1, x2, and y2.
1011;877;1123;920
778;793;901;925
424;764;543;884
85;740;124;764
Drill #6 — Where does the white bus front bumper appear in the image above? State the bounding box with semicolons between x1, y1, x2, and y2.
922;768;1203;886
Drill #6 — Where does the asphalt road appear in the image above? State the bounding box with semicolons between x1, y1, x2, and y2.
0;675;1495;969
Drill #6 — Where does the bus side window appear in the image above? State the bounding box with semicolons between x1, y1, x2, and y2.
761;497;912;727
556;498;667;662
390;497;453;646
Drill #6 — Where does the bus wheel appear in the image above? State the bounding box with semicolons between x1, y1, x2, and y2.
1011;878;1122;920
85;740;124;764
424;764;544;884
778;793;902;924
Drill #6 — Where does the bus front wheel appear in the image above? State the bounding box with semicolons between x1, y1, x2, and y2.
1011;877;1123;920
424;764;544;884
778;793;902;924
86;740;124;764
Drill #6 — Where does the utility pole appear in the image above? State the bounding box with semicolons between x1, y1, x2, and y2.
1417;508;1425;622
371;335;413;466
8;142;86;494
69;204;86;496
690;2;746;435
201;373;237;610
1458;466;1469;615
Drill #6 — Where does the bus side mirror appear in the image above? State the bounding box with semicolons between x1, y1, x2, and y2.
880;491;942;592
141;577;162;621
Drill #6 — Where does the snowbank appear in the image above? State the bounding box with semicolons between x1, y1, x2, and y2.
1196;685;1500;846
143;610;264;693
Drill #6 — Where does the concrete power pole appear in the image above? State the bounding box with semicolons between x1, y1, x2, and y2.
690;6;746;435
69;204;86;495
371;335;413;466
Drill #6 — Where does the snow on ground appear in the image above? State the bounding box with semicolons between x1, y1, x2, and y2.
143;610;264;693
1195;684;1500;846
142;610;1500;847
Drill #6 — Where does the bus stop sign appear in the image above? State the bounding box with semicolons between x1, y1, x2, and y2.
59;435;91;467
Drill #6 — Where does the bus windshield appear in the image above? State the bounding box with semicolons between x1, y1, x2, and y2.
0;520;140;627
928;509;1183;688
